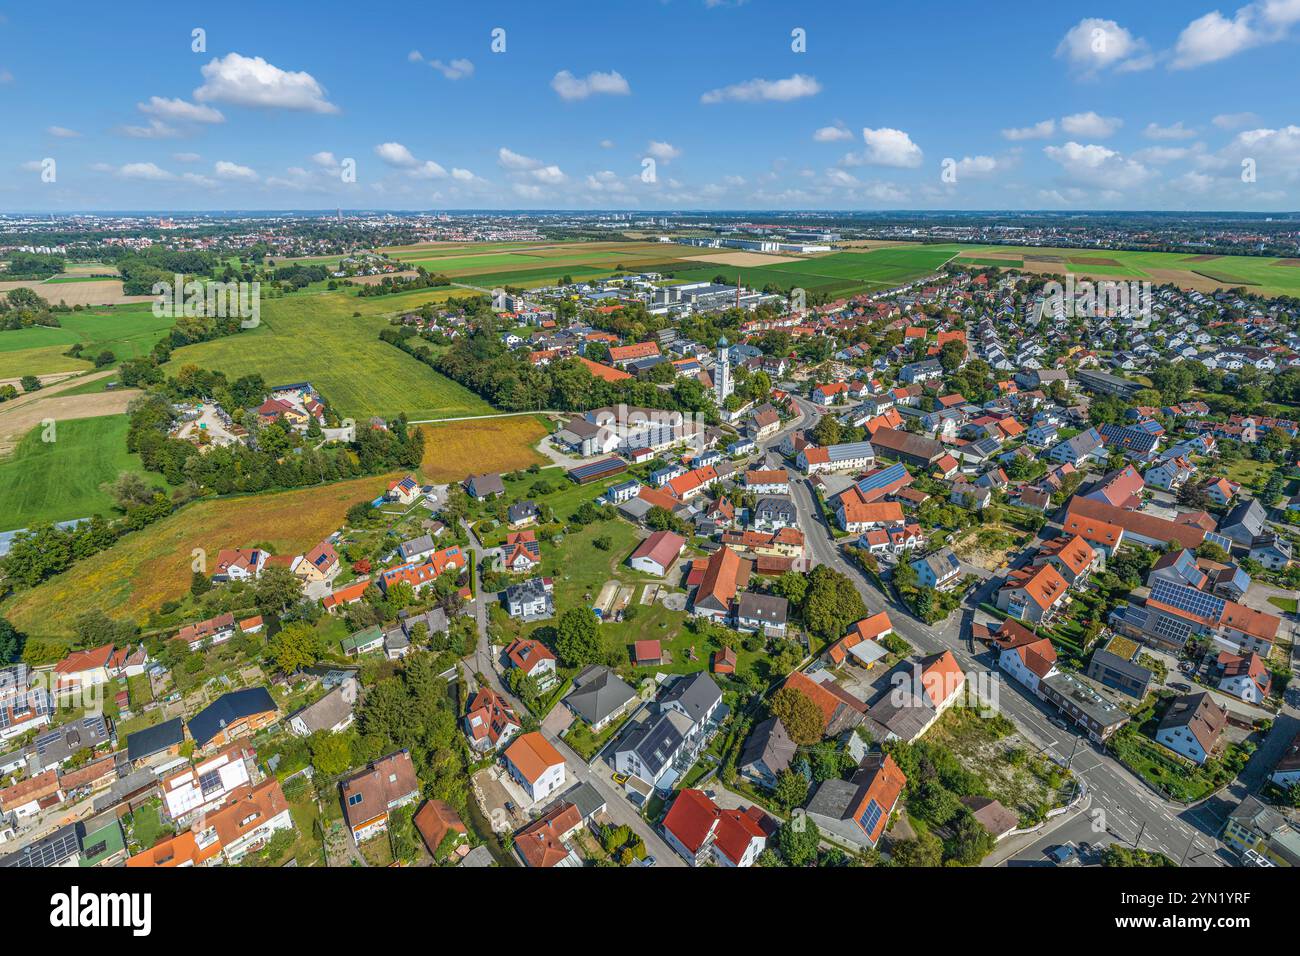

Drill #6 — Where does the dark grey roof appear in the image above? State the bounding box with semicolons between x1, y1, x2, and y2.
187;686;276;748
398;534;435;559
565;665;636;725
125;716;186;763
1089;649;1152;684
739;716;796;776
289;683;354;735
0;823;81;867
736;592;789;626
617;710;693;778
659;672;722;725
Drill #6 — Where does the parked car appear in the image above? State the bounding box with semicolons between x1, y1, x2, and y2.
1170;682;1191;692
1047;843;1077;865
642;856;657;867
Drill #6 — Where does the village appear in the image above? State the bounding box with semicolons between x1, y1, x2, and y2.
2;252;1299;872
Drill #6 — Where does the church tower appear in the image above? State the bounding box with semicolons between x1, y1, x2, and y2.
715;335;734;405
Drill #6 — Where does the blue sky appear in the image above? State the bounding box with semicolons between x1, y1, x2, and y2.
3;0;1300;212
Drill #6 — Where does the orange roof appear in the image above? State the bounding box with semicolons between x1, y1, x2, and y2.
1016;563;1069;610
1060;513;1125;550
322;578;373;609
577;355;632;382
839;497;904;526
1045;534;1095;576
634;639;662;663
503;732;565;784
515;802;582;867
53;644;114;674
695;546;743;612
850;755;907;844
609;341;660;362
782;672;839;730
920;650;965;708
1067;496;1204;550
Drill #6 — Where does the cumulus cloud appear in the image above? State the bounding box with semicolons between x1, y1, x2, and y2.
813;123;855;142
214;160;257;181
1143;121;1197;140
119;119;179;139
1055;18;1154;75
1044;141;1152;189
310;151;338;168
194;53;338;113
1002;119;1056;141
1172;0;1300;69
498;147;542;170
374;142;419;167
550;69;630;100
138;96;225;124
1214;111;1261;129
824;168;859;188
700;73;820;104
853;127;924;168
114;162;174;181
172;152;201;163
1061;111;1123;138
646;140;681;162
429;58;474;81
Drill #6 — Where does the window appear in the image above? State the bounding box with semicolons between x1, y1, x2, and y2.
347;793;363;806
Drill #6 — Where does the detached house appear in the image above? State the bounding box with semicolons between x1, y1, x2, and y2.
662;789;769;867
464;687;522;753
341;750;421;843
804;753;907;851
504;637;558;690
503;732;567;804
1155;693;1227;766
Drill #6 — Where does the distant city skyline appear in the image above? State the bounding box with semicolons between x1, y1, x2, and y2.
4;1;1300;212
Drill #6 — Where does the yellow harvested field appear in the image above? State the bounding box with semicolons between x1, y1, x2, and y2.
3;473;400;637
419;416;549;482
348;270;421;285
0;279;150;306
681;251;808;267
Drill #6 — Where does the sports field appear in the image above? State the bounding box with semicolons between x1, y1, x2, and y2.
1;471;401;638
165;286;495;421
0;415;161;531
418;415;550;481
943;243;1300;296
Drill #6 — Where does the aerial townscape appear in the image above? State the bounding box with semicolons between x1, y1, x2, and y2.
0;2;1295;933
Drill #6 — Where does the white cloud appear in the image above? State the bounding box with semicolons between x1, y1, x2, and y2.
646;140;681;162
46;126;80;138
498;147;541;170
857;127;924;168
1133;144;1199;164
863;182;908;203
194;53;339;113
700;73;820;104
430;58;474;81
118;162;174;181
824;168;859;187
411;160;447;179
1055;18;1154;75
1002;119;1056;141
172;152;201;163
138;96;225;124
374;142;419;167
952;155;1008;178
407;50;424;63
1061;111;1123;138
813;123;855;142
310;151;337;168
529;165;565;185
214;160;258;181
119;119;179;139
1172;0;1300;69
550;69;630;101
599;139;615;149
1143;121;1197;140
181;172;217;188
451;167;478;182
1213;111;1261;129
1044;141;1152;189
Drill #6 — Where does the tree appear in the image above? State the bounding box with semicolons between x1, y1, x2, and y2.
308;731;353;776
256;563;304;618
773;769;809;810
769;687;825;745
190;569;212;597
890;830;943;867
271;621;320;675
0;618;23;664
947;810;995;866
774;570;808;606
777;816;821;866
554;607;601;668
802;566;868;644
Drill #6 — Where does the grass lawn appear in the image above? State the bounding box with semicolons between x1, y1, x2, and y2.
126;801;170;851
419;415;549;482
2;471;402;639
1219;457;1277;491
0;344;89;378
1268;596;1299;614
0;414;165;531
164;286;495;421
564;710;634;761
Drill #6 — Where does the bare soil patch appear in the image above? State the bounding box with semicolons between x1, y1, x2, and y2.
680;251;804;267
